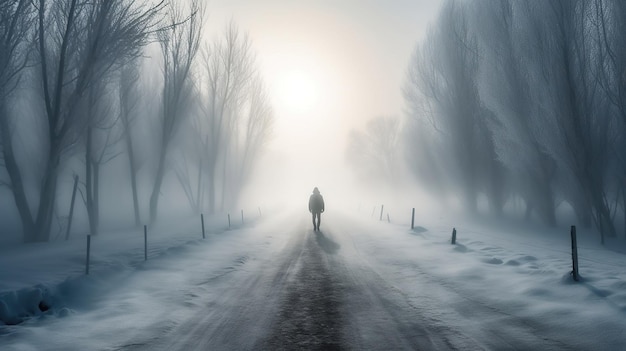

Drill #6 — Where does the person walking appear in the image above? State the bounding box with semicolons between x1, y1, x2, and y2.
308;187;325;231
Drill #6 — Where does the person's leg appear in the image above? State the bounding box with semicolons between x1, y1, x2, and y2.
312;212;317;230
316;212;321;230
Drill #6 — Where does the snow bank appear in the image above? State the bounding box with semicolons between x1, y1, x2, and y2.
0;212;252;326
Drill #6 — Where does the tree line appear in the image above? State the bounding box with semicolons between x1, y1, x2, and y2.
0;0;273;242
403;0;626;241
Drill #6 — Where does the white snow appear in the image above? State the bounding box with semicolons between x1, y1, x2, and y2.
1;207;625;350
333;210;626;349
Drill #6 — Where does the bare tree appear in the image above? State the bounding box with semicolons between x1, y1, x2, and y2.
0;0;34;232
82;79;124;235
226;74;273;206
149;0;203;223
1;0;163;242
118;59;144;227
595;0;626;238
78;0;163;236
346;116;401;184
405;0;622;237
404;0;503;214
532;0;615;238
172;23;270;213
199;22;254;213
0;0;31;101
475;0;558;225
174;86;205;214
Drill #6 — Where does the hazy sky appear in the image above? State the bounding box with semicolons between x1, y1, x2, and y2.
204;0;442;202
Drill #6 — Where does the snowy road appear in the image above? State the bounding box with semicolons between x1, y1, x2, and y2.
114;218;441;350
107;212;578;351
5;210;620;350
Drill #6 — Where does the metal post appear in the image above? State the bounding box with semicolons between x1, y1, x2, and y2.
85;234;91;275
144;225;148;261
201;213;205;239
571;225;579;281
411;208;415;229
451;228;457;245
241;209;244;224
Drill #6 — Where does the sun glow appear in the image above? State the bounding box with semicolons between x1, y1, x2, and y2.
275;69;319;114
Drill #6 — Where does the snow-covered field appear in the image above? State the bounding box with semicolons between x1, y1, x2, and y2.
1;207;625;350
339;211;626;349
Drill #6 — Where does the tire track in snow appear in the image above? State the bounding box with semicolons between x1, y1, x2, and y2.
257;229;344;350
118;212;542;350
112;218;306;351
260;220;454;350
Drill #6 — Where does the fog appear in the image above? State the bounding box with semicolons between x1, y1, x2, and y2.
2;0;626;247
0;0;440;244
222;0;442;211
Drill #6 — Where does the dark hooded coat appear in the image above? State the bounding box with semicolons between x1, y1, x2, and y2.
308;188;325;213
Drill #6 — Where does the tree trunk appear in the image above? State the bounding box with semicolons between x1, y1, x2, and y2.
93;162;100;233
206;154;216;214
536;180;557;227
220;152;227;212
34;147;61;242
86;127;96;235
591;189;616;238
125;128;141;227
194;154;202;214
0;103;35;241
65;174;79;240
84;127;101;236
149;144;167;223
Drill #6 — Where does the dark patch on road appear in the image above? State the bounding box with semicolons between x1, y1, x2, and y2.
258;230;346;350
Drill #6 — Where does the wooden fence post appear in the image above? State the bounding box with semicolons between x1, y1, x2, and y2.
241;209;244;224
411;208;415;230
85;234;91;275
379;205;384;221
65;175;79;240
228;213;231;229
201;213;205;239
571;225;579;281
387;213;390;223
258;207;262;217
144;225;148;261
451;228;457;245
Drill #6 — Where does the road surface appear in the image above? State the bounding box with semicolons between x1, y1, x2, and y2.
112;213;576;351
